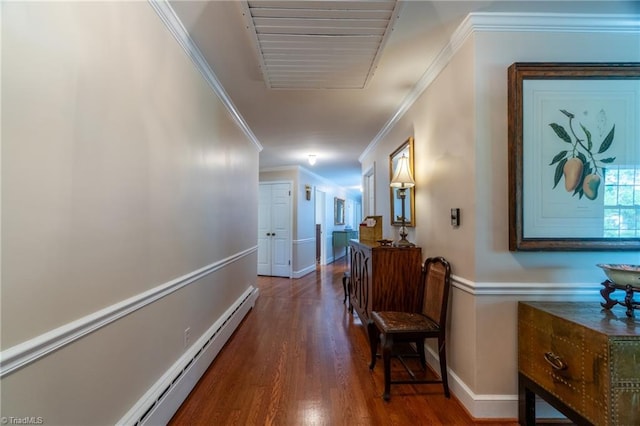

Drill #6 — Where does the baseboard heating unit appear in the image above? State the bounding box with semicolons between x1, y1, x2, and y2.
118;286;259;426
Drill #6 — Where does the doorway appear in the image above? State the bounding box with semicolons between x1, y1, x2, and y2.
363;164;375;217
257;182;292;277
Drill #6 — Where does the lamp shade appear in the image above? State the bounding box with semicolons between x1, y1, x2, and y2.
390;155;415;188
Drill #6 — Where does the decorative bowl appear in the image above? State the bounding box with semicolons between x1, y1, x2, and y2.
376;239;393;247
597;264;640;288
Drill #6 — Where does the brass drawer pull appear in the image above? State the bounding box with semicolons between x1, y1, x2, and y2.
544;352;568;371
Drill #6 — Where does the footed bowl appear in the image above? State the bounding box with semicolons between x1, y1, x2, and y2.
597;264;640;288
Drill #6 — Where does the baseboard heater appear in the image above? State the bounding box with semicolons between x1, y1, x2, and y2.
118;286;259;426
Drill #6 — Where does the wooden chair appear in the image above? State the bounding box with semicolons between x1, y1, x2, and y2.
342;271;350;305
367;256;452;401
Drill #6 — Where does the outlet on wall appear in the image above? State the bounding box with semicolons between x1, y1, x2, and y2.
184;327;191;348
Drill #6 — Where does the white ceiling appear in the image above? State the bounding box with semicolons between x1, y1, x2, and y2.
169;0;639;193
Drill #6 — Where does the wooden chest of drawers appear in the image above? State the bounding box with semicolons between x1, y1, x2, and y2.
348;240;422;324
518;302;640;426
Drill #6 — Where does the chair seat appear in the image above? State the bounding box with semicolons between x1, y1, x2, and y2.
372;311;440;334
367;256;452;401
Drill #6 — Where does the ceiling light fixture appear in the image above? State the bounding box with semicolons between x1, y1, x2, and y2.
308;155;317;166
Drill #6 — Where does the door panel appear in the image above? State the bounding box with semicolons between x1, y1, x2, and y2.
257;185;272;276
270;183;291;277
257;183;291;277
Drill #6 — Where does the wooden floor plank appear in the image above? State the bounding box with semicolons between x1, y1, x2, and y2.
169;262;518;425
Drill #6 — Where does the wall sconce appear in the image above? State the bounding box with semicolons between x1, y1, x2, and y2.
390;154;415;247
308;155;317;166
305;184;312;201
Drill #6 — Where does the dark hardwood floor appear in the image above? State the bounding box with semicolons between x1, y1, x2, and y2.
169;261;518;425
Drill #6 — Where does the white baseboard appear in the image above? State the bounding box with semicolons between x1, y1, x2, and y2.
425;346;566;420
292;264;317;279
424;346;517;419
117;286;259;426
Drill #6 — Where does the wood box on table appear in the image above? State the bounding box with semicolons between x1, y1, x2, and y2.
359;216;382;242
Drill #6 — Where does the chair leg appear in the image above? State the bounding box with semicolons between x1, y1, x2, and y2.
367;321;379;370
438;336;450;398
342;274;348;304
382;333;394;401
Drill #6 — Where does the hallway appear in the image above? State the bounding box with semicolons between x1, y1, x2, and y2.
169;263;518;425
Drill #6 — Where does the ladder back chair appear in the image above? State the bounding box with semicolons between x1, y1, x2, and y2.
367;256;452;401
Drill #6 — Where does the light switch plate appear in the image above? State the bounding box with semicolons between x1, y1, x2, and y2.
451;208;460;227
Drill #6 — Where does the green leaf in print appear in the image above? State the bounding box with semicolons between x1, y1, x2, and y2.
549;123;572;144
581;123;592;150
549;151;568;165
553;158;567;189
597;125;615;154
560;109;575;119
548;109;616;202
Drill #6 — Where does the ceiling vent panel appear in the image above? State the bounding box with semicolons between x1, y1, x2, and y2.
241;1;401;89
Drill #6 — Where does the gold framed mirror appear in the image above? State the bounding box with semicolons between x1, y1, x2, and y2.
334;197;345;225
389;137;415;227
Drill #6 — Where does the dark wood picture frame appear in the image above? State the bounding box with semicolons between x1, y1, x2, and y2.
508;62;640;251
334;197;345;225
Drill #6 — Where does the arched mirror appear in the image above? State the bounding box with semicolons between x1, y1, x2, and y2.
389;137;415;227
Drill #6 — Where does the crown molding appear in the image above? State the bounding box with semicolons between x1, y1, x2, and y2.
459;12;640;35
148;0;263;152
360;12;639;162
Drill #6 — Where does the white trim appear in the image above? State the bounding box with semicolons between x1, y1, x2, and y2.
362;0;404;88
148;0;262;152
360;12;640;162
425;346;564;420
293;264;317;279
0;246;258;378
423;345;517;419
118;286;259;426
293;237;315;245
461;12;640;34
292;238;317;278
451;274;603;297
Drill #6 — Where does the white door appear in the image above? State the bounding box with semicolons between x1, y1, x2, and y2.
258;183;291;277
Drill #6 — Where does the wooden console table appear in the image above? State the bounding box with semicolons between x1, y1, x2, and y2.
348;239;422;324
518;302;640;426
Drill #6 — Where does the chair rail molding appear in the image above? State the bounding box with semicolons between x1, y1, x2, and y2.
452;275;602;297
0;246;258;378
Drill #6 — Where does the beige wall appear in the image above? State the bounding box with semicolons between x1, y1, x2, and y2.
470;29;640;398
1;2;258;424
360;17;640;416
